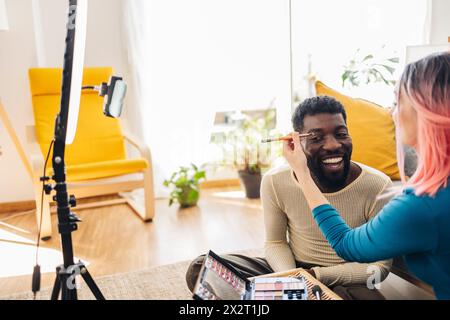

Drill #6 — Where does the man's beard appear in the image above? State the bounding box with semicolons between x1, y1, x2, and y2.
306;153;351;191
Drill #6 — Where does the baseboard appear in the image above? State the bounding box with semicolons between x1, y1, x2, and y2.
0;200;36;214
200;179;241;189
0;180;241;213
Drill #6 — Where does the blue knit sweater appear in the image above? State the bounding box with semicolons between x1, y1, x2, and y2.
312;185;450;300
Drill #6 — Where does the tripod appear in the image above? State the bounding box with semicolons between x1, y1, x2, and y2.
41;0;104;300
45;135;104;300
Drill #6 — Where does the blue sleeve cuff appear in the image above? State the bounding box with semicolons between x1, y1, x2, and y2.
312;203;336;219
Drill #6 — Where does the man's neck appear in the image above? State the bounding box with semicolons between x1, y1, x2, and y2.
310;162;362;193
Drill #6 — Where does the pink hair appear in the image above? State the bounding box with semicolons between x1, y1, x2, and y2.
396;52;450;196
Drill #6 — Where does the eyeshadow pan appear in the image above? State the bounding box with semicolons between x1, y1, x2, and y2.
265;283;275;291
274;281;283;290
273;291;283;297
254;283;266;291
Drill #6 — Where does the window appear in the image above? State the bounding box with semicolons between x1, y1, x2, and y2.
124;0;428;195
291;0;428;106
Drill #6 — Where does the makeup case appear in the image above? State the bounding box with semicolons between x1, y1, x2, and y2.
193;250;308;300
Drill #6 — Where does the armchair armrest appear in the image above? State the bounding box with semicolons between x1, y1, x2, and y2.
123;130;153;165
26;125;46;178
0;102;35;178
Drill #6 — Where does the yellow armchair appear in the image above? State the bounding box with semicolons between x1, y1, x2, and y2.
28;67;155;239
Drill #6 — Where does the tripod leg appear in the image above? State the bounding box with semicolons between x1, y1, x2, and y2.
60;271;78;300
51;269;61;300
66;285;78;300
79;266;105;300
61;273;68;300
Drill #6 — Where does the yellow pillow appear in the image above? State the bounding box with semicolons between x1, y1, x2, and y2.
315;81;400;180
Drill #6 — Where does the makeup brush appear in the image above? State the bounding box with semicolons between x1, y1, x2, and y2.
312;285;322;300
261;133;313;143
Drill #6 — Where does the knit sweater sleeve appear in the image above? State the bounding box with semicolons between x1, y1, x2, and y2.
261;174;297;272
311;260;391;287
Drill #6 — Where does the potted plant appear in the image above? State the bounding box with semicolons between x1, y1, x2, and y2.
341;48;418;177
341;47;399;88
212;108;279;199
163;163;206;208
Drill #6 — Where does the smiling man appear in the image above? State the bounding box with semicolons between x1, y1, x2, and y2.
186;96;393;300
262;96;393;299
295;98;360;193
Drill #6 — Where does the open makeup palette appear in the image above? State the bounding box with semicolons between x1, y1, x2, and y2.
193;250;308;300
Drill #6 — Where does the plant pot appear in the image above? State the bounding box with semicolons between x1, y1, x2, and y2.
238;170;262;199
177;185;200;208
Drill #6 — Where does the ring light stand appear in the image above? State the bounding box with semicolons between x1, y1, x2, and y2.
32;0;126;300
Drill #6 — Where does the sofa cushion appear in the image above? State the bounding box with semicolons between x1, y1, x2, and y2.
315;81;400;180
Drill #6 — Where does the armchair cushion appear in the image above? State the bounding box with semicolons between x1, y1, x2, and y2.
29;67;131;174
45;158;148;182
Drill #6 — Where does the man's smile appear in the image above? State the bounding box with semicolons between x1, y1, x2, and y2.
320;155;345;172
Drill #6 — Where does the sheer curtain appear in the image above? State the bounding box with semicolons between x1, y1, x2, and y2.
121;0;431;198
122;0;291;197
123;0;216;197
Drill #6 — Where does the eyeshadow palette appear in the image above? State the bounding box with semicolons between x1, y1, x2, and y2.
193;250;308;300
252;277;307;300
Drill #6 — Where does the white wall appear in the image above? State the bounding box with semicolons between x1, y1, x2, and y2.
0;0;449;203
430;0;450;44
0;0;38;202
0;0;137;203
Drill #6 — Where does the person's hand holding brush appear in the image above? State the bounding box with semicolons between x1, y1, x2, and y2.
261;131;321;198
282;132;310;181
282;132;330;210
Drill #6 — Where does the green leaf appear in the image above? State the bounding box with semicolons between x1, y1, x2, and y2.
175;176;188;188
341;71;349;86
170;190;180;198
180;166;189;173
187;188;199;204
362;54;374;62
194;170;206;181
372;69;390;85
387;57;399;63
170;172;177;180
350;73;359;86
376;63;396;74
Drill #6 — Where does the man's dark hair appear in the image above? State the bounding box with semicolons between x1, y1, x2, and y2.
292;96;347;131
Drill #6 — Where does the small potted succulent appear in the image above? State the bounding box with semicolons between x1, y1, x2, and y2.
163;163;206;208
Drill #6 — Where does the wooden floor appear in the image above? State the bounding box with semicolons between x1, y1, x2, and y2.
0;187;434;299
0;188;264;296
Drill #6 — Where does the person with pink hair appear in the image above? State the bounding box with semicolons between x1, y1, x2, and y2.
283;52;450;299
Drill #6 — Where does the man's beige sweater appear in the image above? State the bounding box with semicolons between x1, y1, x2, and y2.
261;162;393;287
